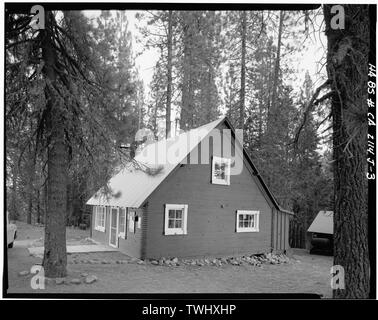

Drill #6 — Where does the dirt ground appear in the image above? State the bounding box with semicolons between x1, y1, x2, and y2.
5;222;333;297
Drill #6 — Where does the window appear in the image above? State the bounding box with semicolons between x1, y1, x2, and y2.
94;206;105;232
118;208;126;238
211;156;231;185
137;215;142;229
164;204;188;235
236;210;259;232
128;211;135;233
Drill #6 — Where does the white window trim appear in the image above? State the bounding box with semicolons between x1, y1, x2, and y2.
164;204;188;236
109;207;119;248
236;210;260;233
137;215;142;229
118;208;126;239
94;206;106;232
211;156;231;185
128;210;136;233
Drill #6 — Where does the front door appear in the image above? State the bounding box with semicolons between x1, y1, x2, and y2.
109;207;119;248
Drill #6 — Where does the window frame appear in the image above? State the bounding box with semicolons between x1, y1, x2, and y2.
94;206;106;232
109;207;119;248
164;204;188;236
211;156;231;185
236;210;260;233
137;215;142;229
118;207;127;239
128;210;136;233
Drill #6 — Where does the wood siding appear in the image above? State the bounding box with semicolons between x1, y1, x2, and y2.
91;206;109;245
118;208;145;258
91;206;145;259
272;208;291;252
144;123;274;258
90;121;291;259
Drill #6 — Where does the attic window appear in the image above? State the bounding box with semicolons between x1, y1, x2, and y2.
94;206;105;232
211;156;231;185
164;204;188;235
236;210;259;233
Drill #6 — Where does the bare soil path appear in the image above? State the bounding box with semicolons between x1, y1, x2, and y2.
5;222;333;297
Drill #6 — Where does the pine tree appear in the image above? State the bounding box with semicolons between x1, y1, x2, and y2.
324;4;370;299
179;11;222;130
6;9;140;277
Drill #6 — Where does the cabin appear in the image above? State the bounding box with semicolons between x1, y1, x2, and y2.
86;117;293;259
307;211;333;255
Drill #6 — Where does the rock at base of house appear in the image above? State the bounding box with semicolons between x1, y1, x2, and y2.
80;273;89;278
230;260;240;266
137;260;146;265
70;278;81;285
55;278;66;285
85;275;98;284
18;270;30;276
145;253;290;268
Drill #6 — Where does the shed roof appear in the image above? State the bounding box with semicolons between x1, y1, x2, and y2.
86;116;293;215
307;211;334;234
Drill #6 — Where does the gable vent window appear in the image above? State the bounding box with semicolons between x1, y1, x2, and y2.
211;156;231;185
164;204;188;235
236;210;259;232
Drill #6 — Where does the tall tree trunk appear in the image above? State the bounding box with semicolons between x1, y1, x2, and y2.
10;163;18;220
36;188;41;224
180;16;194;131
239;11;247;129
180;26;190;131
166;10;173;138
324;4;370;298
27;144;37;224
153;102;158;139
43;170;48;224
268;10;284;132
42;11;68;278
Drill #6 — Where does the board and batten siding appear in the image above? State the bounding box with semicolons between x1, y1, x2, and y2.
143;123;274;259
272;208;291;253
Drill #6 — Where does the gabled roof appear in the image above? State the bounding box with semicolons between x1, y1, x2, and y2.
86;117;223;208
307;211;334;234
86;116;293;214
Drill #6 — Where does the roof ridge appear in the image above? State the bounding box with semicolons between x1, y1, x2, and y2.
134;117;225;164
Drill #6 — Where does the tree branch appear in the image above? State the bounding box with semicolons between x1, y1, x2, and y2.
291;79;331;147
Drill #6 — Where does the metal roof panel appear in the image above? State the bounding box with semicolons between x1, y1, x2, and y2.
307;211;334;234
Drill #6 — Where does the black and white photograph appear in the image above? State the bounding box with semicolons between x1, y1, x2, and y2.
1;1;376;304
